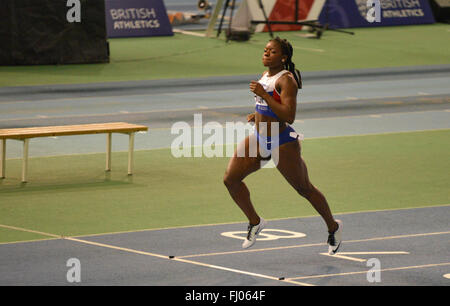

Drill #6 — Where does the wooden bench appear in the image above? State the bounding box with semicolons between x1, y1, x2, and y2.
0;122;148;183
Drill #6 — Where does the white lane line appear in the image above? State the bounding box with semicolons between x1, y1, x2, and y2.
2;204;447;245
0;223;312;286
319;253;367;263
177;231;450;259
67;236;313;286
65;237;168;259
288;262;450;281
332;251;410;255
173;257;314;286
319;251;409;263
0;224;61;239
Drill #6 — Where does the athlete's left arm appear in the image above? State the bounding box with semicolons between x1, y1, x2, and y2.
250;74;298;124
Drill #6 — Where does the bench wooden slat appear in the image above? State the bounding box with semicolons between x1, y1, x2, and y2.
0;122;148;139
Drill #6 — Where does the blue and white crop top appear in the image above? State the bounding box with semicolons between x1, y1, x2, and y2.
254;69;289;119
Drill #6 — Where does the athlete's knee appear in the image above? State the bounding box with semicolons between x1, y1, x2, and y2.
223;173;239;190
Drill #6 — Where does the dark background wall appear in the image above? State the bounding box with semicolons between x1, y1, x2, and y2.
0;0;109;65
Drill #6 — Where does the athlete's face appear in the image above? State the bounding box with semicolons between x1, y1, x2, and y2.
262;40;286;68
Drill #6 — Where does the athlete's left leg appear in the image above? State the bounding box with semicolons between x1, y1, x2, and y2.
275;140;338;233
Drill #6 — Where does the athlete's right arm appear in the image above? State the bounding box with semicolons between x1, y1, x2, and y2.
247;71;266;123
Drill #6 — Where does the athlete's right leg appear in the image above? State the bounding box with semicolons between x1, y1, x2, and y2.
276;140;342;254
276;140;338;233
223;135;262;226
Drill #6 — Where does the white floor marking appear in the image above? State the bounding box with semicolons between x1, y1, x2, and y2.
320;251;409;263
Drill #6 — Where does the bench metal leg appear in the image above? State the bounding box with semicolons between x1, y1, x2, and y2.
106;133;112;172
1;139;5;179
22;139;29;183
128;132;135;176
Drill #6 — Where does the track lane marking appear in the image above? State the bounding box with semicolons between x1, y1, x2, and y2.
65;237;168;259
287;262;450;281
177;231;450;259
172;257;314;286
0;223;312;286
65;236;313;286
319;251;409;263
0;223;61;239
1;204;448;245
319;253;367;263
68;203;450;238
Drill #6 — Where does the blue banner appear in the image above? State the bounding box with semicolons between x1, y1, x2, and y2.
318;0;435;28
105;0;173;38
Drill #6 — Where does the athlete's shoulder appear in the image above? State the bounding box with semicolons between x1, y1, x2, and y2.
277;71;297;86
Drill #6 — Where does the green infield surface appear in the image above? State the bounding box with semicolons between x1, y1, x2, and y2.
0;129;449;244
0;24;449;87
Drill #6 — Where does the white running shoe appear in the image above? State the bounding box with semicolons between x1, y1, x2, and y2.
242;218;267;249
327;219;343;255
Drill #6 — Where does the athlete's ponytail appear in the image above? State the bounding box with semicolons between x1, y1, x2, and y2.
272;37;302;89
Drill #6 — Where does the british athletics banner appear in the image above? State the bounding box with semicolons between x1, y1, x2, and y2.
233;0;435;32
318;0;435;28
105;0;173;38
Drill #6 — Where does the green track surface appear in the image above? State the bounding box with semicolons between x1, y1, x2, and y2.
1;24;449;87
1;130;449;244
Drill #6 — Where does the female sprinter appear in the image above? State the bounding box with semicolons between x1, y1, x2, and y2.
223;37;342;255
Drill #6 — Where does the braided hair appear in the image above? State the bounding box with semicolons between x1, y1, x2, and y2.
272;37;302;89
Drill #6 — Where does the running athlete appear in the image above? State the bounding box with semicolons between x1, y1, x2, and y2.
223;37;342;255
